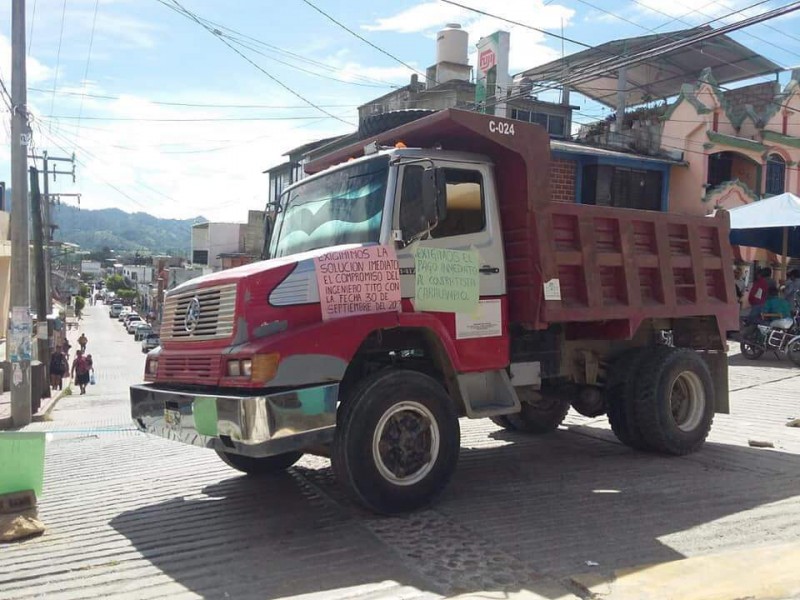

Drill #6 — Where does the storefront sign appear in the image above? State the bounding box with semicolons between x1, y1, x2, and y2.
9;307;32;363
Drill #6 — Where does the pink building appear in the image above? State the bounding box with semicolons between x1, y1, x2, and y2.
664;67;800;217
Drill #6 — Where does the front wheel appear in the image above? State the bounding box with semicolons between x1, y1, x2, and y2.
332;369;460;514
215;449;303;475
740;341;764;360
788;340;800;367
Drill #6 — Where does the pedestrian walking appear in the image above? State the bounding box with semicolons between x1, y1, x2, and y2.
78;333;88;353
71;350;91;395
49;346;67;390
63;339;72;361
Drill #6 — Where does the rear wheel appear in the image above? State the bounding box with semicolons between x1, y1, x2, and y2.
605;347;668;451
633;348;714;456
215;449;303;475
332;369;460;514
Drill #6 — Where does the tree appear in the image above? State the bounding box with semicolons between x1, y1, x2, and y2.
117;289;137;303
79;283;91;298
105;274;129;292
74;296;86;315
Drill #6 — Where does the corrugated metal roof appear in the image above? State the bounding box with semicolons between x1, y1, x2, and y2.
551;139;685;165
518;26;781;108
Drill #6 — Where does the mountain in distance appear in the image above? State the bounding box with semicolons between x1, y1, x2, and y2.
51;204;205;255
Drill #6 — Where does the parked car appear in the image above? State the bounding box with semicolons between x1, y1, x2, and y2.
142;333;160;353
118;307;133;321
109;303;123;318
126;315;144;333
133;323;153;341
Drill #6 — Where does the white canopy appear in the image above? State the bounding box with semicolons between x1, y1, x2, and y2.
727;193;800;229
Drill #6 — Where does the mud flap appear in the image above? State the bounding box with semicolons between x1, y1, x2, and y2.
701;351;729;414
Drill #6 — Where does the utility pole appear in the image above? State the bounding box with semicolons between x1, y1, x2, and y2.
9;0;32;427
29;151;77;310
30;166;48;412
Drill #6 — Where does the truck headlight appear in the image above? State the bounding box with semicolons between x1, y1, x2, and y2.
147;358;158;375
250;353;279;383
226;360;241;377
241;359;252;377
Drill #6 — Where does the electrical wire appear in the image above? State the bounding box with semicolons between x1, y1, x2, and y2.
48;0;69;119
74;0;100;147
478;1;800;112
298;0;429;83
28;0;37;55
47;114;340;122
28;87;362;109
156;0;355;126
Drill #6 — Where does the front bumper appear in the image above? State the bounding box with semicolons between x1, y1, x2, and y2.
130;383;338;457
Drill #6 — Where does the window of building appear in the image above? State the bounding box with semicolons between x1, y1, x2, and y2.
766;154;786;196
399;167;485;238
510;109;567;138
707;152;733;187
582;164;662;211
192;250;209;265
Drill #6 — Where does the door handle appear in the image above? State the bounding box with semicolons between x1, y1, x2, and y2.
479;265;500;274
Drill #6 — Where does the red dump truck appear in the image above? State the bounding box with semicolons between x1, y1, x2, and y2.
131;109;739;514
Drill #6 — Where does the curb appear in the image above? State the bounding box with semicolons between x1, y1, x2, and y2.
32;382;72;422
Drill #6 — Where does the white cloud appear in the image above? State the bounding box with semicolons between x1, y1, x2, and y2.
0;34;53;85
363;1;575;72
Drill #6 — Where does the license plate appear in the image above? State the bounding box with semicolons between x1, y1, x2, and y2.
164;408;181;429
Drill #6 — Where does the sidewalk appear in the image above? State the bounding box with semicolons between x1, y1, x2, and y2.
0;329;79;429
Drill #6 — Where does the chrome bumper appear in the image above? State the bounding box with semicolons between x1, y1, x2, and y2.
130;383;338;457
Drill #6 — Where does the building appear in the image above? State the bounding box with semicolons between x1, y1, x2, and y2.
80;260;103;277
191;222;246;271
242;210;267;259
265;24;575;201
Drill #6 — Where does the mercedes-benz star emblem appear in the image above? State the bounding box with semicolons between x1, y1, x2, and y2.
184;296;201;333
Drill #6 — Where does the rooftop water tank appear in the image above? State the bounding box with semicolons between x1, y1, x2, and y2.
436;23;468;65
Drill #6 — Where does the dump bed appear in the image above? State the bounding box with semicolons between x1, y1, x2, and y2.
306;109;740;340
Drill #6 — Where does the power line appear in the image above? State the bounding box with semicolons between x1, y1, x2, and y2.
439;0;595;49
28;86;362;109
156;0;355;126
28;0;37;55
47;114;339;122
299;0;428;82
48;0;69;119
74;0;101;146
488;1;800;111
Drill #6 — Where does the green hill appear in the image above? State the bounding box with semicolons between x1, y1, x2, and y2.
51;204;203;255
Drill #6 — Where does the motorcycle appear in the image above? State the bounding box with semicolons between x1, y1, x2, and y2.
740;295;800;366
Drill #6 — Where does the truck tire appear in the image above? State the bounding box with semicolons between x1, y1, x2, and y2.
604;347;667;451
498;387;570;434
215;449;303;474
633;348;714;456
332;369;460;514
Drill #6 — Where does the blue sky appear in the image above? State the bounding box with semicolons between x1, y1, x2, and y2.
2;0;800;221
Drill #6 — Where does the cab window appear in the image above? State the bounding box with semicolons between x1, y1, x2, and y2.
399;166;485;239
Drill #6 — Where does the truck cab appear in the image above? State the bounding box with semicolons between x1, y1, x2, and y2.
131;109;738;514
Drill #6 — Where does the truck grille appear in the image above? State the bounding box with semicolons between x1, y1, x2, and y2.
161;284;237;341
160;355;219;384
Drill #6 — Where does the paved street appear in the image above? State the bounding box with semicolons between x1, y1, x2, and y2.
2;303;800;599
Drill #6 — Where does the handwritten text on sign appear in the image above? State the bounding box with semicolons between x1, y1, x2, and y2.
314;246;401;320
414;247;480;313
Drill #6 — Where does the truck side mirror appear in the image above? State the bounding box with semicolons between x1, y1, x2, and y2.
422;167;447;224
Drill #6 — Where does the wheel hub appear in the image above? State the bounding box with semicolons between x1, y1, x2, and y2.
373;402;440;486
669;371;706;432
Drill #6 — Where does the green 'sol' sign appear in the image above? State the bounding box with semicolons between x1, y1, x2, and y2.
413;247;480;313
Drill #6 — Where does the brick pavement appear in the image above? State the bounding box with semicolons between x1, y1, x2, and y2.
2;302;800;599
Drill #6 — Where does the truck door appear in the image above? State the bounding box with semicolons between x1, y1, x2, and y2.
394;161;508;370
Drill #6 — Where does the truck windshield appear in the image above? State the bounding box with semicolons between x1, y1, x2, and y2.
270;156;389;258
